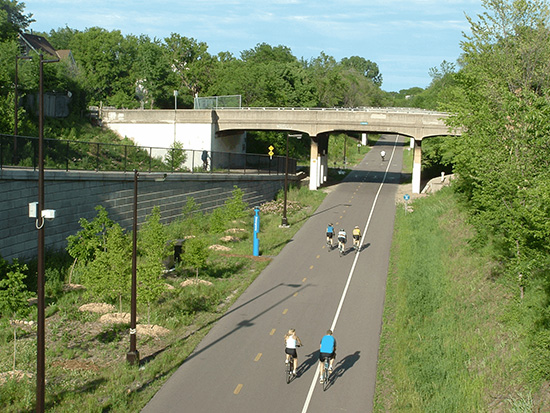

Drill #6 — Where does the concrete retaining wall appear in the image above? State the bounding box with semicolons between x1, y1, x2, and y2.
0;169;291;262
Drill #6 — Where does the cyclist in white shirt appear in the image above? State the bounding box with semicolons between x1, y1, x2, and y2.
284;329;302;376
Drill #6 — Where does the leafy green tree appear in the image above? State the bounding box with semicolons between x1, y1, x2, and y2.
224;186;248;222
341;56;382;86
82;223;131;311
66;205;115;284
0;260;31;371
163;34;214;104
70;27;137;106
164;140;187;171
0;0;34;42
137;206;168;324
443;0;550;291
182;237;209;278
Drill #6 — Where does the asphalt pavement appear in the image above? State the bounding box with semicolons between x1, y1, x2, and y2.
142;134;404;413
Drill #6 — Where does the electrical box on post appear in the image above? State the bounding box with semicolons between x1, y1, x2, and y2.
29;202;38;218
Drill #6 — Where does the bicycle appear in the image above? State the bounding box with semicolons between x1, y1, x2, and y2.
285;354;295;383
326;236;333;250
320;357;332;391
338;239;346;256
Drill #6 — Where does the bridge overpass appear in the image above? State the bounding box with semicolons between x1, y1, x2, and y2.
100;107;460;193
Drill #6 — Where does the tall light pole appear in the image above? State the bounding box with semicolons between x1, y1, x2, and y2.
173;90;178;143
36;53;59;413
127;169;140;365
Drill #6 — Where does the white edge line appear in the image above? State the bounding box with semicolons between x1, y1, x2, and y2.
301;136;398;413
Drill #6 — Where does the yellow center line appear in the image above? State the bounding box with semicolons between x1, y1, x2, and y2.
310;265;314;270
302;277;307;282
270;328;276;336
234;384;243;395
316;254;320;259
254;353;262;362
283;308;288;314
293;292;298;297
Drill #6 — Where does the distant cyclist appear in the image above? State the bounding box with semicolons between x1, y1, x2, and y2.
284;329;302;376
319;330;337;384
337;229;347;254
380;150;386;161
326;223;335;247
352;226;361;250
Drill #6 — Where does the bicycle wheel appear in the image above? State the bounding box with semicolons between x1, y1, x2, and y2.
323;361;330;391
285;357;293;384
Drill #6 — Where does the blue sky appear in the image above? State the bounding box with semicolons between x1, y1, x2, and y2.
22;0;486;93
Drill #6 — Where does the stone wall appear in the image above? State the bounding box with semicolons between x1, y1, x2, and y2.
0;169;292;262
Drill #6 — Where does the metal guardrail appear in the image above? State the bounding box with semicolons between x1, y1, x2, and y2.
212;106;447;115
0;134;296;175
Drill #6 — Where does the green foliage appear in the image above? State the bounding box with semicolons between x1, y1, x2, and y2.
441;0;550;297
137;206;168;320
224;186;248;221
0;0;34;42
67;205;115;265
81;223;131;310
0;261;31;319
181;237;209;278
164;140;188;171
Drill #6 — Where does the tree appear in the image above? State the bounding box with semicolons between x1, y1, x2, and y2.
70;27;137;106
164;140;187;171
0;0;34;42
0;260;31;371
442;0;550;293
66;205;115;284
137;206;168;324
341;56;383;86
182;237;209;279
163;34;214;102
82;223;131;311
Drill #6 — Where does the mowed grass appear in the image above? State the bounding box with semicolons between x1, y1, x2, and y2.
375;186;546;412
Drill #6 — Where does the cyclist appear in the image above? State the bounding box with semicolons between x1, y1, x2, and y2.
284;329;302;376
319;330;337;384
380;150;386;161
352;226;361;250
326;223;335;247
337;229;347;253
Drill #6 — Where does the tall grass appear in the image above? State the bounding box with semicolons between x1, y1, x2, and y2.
375;187;544;411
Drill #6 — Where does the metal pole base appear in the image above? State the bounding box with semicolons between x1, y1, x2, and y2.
126;350;140;365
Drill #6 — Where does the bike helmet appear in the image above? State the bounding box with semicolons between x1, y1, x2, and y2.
355;226;359;229
341;229;344;231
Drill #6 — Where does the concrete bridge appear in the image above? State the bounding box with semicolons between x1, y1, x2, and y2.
100;107;460;193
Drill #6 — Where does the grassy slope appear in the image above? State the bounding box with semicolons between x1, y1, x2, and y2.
375;186;548;412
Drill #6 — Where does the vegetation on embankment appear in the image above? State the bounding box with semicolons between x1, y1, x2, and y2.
0;184;326;412
375;187;550;412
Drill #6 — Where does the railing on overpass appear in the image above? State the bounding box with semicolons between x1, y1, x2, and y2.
0;134;296;175
210;106;446;115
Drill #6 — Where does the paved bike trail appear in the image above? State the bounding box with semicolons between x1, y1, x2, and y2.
142;134;404;412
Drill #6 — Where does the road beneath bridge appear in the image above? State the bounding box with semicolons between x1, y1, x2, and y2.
142;133;404;412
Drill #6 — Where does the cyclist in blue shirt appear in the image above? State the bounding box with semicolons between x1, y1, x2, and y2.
319;330;337;383
326;223;335;247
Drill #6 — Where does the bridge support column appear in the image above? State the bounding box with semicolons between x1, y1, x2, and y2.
412;139;422;194
309;139;319;190
361;133;368;146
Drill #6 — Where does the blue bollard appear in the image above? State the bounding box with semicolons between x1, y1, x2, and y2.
253;206;260;256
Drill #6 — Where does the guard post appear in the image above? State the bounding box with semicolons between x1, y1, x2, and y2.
253;206;260;256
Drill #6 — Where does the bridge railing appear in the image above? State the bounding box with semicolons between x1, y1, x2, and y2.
0;134;296;175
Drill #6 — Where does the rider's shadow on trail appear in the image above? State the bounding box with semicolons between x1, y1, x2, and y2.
327;351;361;388
298;350;320;377
358;242;371;253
